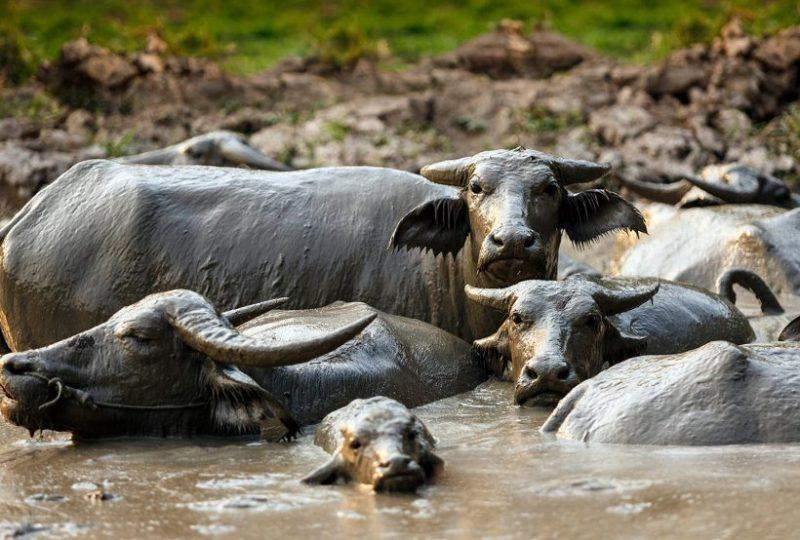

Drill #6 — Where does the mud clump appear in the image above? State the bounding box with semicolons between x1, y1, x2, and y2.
38;36;239;112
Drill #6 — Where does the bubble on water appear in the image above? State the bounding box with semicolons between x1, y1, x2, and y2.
0;521;90;538
191;523;237;536
183;490;338;513
196;474;289;490
336;510;366;520
71;482;99;492
24;493;67;504
606;502;652;515
529;478;654;497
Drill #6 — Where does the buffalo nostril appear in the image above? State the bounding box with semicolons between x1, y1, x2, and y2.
489;233;504;247
524;365;538;380
380;455;412;469
556;366;571;380
2;356;33;375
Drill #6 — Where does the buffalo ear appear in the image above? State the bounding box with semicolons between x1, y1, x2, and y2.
204;361;300;441
779;315;800;342
560;189;647;246
389;197;469;256
472;325;511;378
602;323;647;367
302;454;347;485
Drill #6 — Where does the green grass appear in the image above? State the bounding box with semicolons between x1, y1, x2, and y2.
1;0;799;80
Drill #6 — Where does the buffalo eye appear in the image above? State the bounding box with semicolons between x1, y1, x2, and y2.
543;183;559;197
349;438;362;451
584;314;602;330
469;182;483;195
510;313;523;325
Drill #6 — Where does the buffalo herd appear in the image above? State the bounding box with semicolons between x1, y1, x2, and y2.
1;140;800;492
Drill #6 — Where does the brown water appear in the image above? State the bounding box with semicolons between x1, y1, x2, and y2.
2;380;800;539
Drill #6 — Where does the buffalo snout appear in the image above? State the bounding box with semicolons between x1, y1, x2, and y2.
488;225;539;250
515;354;578;407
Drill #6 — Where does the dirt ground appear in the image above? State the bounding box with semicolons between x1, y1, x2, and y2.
1;19;799;219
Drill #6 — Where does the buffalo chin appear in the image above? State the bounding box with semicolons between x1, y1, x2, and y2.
483;258;544;284
516;389;566;408
373;469;427;493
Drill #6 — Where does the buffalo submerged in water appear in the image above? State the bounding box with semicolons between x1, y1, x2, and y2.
0;147;645;350
0;290;486;438
466;271;759;407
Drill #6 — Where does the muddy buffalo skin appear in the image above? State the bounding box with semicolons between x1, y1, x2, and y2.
616;205;800;297
115;131;293;171
467;274;754;407
542;341;800;445
0;148;644;350
0;290;485;438
303;396;442;492
619;163;798;209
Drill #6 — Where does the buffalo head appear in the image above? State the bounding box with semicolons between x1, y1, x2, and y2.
116;131;293;171
619;163;798;209
391;148;646;284
466;276;658;406
0;290;373;439
303;396;442;492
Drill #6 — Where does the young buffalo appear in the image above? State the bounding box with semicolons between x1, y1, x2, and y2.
466;274;755;407
303;396;442;492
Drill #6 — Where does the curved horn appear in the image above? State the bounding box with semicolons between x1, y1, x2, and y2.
779;315;800;342
464;285;517;312
223;297;289;327
591;282;659;316
219;137;294;171
618;176;692;205
115;147;178;165
553;158;612;185
420;157;472;186
167;299;376;367
685;170;759;204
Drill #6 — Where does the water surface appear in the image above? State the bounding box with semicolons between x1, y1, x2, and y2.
2;380;800;539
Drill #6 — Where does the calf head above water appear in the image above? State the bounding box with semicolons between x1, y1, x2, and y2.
467;276;659;406
303;396;442;492
0;290;374;439
391;148;646;284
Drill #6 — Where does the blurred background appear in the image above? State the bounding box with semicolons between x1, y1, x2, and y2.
3;0;799;75
0;0;799;217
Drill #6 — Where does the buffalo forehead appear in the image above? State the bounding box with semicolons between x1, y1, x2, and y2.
472;158;554;187
513;283;595;318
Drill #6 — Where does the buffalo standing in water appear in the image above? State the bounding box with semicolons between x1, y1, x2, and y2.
0;290;486;438
303;396;442;492
0;148;645;349
466;273;756;406
542;341;800;445
116;131;293;171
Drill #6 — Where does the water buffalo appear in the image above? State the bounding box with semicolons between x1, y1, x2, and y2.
0;290;486;438
0;148;645;349
303;396;442;492
619;163;797;209
541;341;800;445
616;205;800;296
466;274;755;406
116;131;293;171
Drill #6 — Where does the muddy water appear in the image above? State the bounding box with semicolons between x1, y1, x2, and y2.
2;380;800;539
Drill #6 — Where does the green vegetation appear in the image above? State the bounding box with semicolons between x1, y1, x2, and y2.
0;88;63;119
523;106;584;133
1;0;799;80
